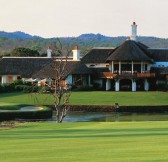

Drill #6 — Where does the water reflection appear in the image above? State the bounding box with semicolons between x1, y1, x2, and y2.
50;112;168;122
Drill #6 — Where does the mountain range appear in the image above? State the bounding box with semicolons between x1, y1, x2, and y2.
0;31;168;56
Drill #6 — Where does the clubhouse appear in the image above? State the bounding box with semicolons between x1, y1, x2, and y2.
0;22;168;91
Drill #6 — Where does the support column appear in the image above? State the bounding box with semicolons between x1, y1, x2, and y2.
115;79;120;91
106;79;111;91
131;61;134;74
112;61;114;73
144;79;149;91
141;61;143;73
132;79;136;92
119;61;121;74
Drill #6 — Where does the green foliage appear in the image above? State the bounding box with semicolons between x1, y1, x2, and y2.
10;47;40;57
2;83;15;92
0;80;38;93
1;34;168;58
12;79;24;85
0;84;5;92
31;45;42;52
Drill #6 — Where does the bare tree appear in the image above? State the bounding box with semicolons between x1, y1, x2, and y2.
33;39;73;123
51;40;72;123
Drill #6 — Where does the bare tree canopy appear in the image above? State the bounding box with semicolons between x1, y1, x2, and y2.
33;39;73;123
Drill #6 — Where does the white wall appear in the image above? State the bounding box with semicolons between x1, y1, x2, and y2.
1;75;18;84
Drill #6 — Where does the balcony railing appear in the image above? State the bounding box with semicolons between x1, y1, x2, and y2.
98;72;155;79
137;73;155;78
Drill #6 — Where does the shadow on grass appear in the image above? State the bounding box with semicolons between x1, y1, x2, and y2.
1;127;168;139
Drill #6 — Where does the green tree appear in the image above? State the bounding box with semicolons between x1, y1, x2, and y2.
10;47;40;57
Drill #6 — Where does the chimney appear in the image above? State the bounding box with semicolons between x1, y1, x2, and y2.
72;45;80;61
47;46;52;57
130;22;137;41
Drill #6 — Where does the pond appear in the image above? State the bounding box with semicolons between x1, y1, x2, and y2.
49;111;168;122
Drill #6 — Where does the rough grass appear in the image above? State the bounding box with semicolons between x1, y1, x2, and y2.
0;122;168;162
0;91;167;106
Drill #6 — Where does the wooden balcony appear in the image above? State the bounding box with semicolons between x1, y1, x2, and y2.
98;72;155;79
137;73;155;78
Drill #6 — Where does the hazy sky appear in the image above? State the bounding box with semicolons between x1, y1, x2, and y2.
0;0;168;38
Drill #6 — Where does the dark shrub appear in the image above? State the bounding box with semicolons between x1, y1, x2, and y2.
3;83;15;92
0;84;5;93
12;79;24;86
23;85;32;93
15;85;25;91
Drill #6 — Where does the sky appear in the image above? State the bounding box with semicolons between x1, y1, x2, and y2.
0;0;168;38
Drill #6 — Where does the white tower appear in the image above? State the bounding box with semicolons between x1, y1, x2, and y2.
72;46;80;61
130;22;137;41
47;46;52;57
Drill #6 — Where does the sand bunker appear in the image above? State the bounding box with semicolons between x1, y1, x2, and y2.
20;106;43;111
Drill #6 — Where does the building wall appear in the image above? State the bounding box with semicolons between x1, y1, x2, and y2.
1;75;18;84
154;62;168;67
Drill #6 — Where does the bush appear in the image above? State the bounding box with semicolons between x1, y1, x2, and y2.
0;84;5;93
2;83;15;92
15;85;38;93
15;85;25;91
12;79;24;86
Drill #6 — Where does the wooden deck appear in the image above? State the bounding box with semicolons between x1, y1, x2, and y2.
98;72;155;79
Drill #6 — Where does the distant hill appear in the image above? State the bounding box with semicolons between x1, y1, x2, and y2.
0;31;42;39
0;31;168;57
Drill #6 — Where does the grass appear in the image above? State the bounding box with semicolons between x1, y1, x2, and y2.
0;121;168;162
0;91;168;106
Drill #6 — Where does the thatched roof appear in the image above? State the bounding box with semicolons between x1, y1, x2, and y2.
106;40;153;62
148;49;168;61
151;67;168;74
81;48;114;63
0;57;52;78
32;61;93;79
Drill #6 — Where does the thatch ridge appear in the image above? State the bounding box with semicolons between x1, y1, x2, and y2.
106;40;153;62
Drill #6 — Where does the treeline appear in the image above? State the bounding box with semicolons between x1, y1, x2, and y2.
0;32;168;57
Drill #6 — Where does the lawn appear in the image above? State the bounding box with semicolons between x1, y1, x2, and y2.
0;91;168;106
0;121;168;162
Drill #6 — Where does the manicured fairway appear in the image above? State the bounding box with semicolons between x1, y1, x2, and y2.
0;122;168;162
0;91;168;106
